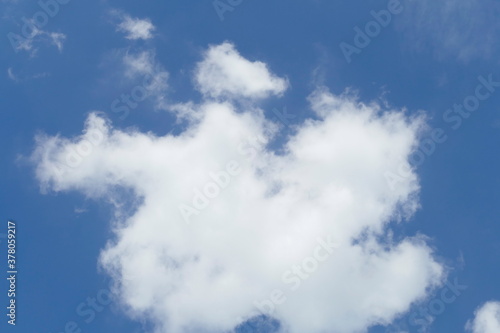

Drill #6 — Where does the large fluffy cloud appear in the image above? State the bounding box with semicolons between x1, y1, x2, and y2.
31;43;444;333
466;302;500;333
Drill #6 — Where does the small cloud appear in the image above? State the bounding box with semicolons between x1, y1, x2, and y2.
49;32;66;52
74;207;88;214
116;14;155;40
195;42;289;100
7;67;19;82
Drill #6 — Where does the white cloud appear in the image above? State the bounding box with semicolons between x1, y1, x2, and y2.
195;42;289;100
466;302;500;333
31;43;444;333
117;14;156;40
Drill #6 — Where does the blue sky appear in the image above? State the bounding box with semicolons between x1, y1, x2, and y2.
1;0;500;332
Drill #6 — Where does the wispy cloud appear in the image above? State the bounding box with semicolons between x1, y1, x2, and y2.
116;13;156;40
7;67;19;82
7;67;49;82
121;50;169;110
49;32;66;52
395;0;500;62
8;24;66;56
